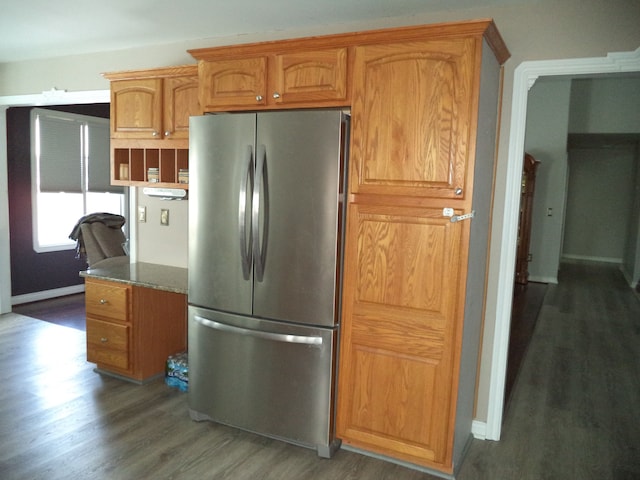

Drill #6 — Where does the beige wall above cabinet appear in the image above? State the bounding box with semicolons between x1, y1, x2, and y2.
103;65;200;188
190;46;350;111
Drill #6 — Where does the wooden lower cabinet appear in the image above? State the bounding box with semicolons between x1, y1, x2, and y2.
85;278;186;382
336;204;466;469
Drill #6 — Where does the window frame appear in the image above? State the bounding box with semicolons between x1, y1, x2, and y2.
30;108;126;253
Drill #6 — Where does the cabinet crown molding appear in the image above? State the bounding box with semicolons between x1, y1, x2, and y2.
188;18;510;65
102;64;198;81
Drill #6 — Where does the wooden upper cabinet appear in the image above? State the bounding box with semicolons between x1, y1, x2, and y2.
111;78;163;139
106;66;200;141
163;75;200;139
349;38;476;200
271;48;348;105
199;56;268;110
194;47;349;111
104;65;199;188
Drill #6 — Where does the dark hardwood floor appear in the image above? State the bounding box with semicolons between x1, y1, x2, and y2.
461;261;640;479
504;280;547;408
1;261;639;479
12;293;86;331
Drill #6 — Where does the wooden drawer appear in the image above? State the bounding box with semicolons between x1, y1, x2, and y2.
86;318;129;370
85;280;130;322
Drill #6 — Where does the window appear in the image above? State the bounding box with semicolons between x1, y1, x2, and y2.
30;108;126;253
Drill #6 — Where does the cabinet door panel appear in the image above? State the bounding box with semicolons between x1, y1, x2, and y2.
199;57;267;109
272;48;348;104
164;75;201;139
337;203;464;466
111;78;163;139
350;38;475;199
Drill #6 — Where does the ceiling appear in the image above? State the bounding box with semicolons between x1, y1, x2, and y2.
0;0;525;63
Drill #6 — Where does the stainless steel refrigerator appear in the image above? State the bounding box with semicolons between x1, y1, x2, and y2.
187;110;349;458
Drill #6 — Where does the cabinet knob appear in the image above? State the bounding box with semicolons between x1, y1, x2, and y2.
272;92;281;99
152;131;159;137
255;95;263;102
100;337;108;343
99;299;108;304
455;188;463;196
164;131;171;137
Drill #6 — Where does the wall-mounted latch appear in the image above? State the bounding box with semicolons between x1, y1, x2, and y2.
450;211;475;223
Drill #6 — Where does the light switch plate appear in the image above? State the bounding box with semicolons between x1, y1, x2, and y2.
138;206;146;223
160;209;169;226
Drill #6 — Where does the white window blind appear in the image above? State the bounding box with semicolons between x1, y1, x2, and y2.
87;121;119;193
37;112;83;193
33;108;120;194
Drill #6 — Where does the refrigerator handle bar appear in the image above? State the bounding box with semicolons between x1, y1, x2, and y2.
253;144;266;281
194;315;323;346
239;146;253;280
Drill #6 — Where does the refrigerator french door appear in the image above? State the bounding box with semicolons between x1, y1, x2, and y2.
188;110;349;458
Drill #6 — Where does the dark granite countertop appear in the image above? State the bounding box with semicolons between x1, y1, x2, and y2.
80;257;188;294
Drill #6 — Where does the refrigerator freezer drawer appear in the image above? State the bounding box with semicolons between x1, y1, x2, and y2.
187;306;340;458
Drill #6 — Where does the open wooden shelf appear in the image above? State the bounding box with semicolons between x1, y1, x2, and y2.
111;140;189;189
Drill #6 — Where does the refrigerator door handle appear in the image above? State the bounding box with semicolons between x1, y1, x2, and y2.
194;315;323;346
252;144;268;281
239;146;254;280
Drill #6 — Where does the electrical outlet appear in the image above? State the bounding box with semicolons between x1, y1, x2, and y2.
138;206;146;223
160;209;169;226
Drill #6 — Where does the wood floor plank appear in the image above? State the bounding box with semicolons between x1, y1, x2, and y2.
459;261;640;480
0;314;441;480
2;260;639;479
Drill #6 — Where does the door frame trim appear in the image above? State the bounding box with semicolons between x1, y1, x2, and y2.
484;47;640;441
0;90;112;314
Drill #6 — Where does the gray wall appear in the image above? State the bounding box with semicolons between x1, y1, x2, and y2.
563;145;637;264
570;77;640;134
523;75;640;284
627;153;640;287
523;79;572;283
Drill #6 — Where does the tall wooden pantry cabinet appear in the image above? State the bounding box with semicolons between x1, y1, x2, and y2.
336;22;509;475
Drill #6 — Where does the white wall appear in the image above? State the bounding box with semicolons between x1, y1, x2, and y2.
523;79;572;283
135;191;189;268
2;0;640;429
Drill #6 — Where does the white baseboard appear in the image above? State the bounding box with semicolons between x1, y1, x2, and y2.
527;275;558;284
619;266;639;289
11;284;85;306
472;420;488;440
561;254;622;264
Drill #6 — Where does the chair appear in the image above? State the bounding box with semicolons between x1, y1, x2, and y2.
69;213;128;267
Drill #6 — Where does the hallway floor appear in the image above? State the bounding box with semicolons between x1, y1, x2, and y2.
459;261;640;479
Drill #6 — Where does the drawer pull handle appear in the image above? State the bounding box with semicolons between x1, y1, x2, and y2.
99;299;108;304
100;337;108;343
